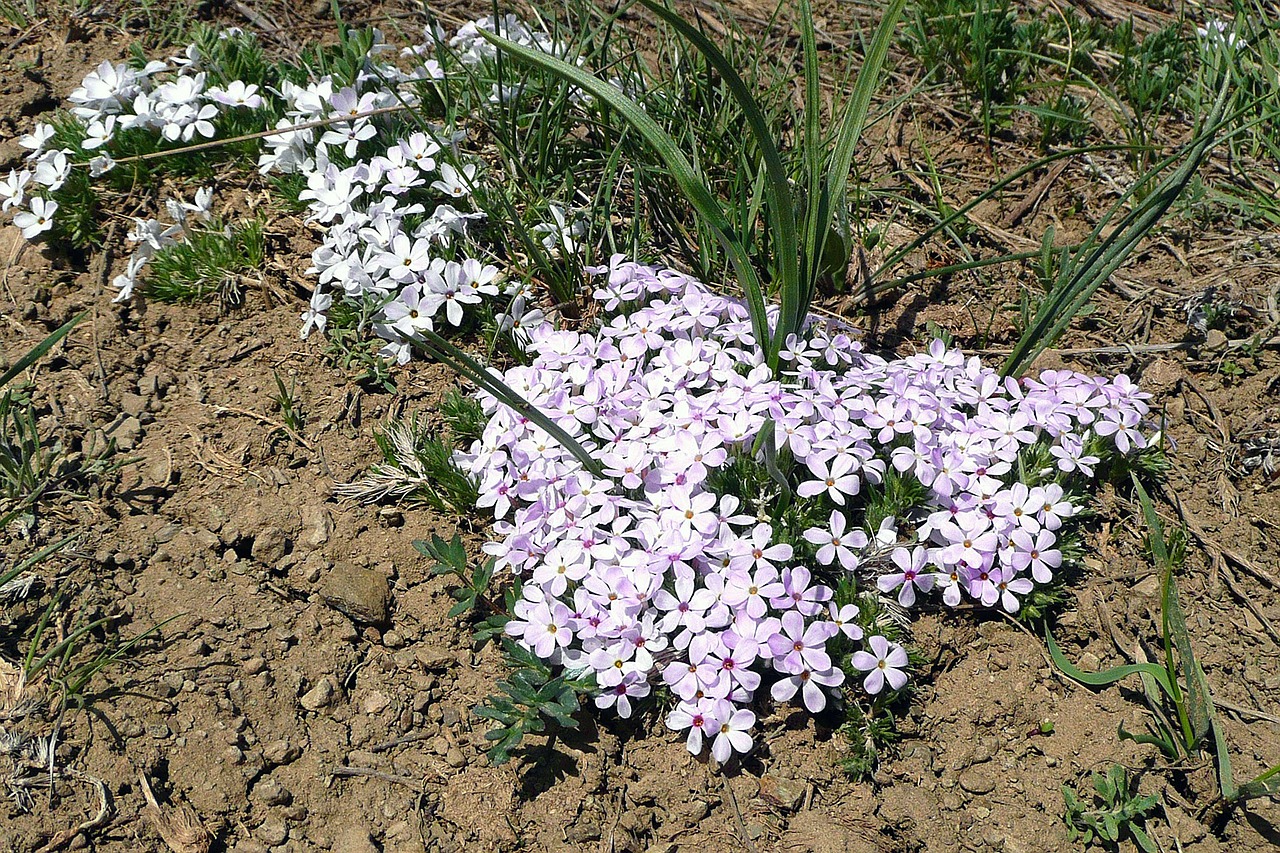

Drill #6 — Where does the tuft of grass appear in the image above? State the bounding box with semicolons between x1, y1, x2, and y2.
143;219;266;304
334;412;479;513
1047;477;1280;814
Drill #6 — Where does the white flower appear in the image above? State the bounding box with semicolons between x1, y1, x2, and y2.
82;116;117;150
13;196;56;239
207;80;263;109
18;123;54;158
112;254;149;303
0;169;30;212
89;154;116;177
1196;20;1246;49
183;187;214;223
531;204;586;255
300;289;333;339
32;150;70;191
430;162;477;199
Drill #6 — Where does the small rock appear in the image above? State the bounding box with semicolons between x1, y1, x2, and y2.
1078;651;1101;671
444;748;466;769
109;415;143;451
1205;328;1229;350
757;775;805;812
440;705;462;727
958;766;997;795
120;392;148;417
244;656;268;676
362;690;391;715
253;776;292;807
415;647;454;672
300;676;340;711
300;505;331;549
1134;574;1161;597
256;817;289;846
252;527;289;566
566;820;601;843
263;739;301;766
138;374;162;397
320;566;390;626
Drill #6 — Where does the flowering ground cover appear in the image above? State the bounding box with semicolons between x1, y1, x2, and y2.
1;2;1279;851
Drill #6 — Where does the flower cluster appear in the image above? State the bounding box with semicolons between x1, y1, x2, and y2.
3;31;265;246
461;259;1155;762
7;21;579;346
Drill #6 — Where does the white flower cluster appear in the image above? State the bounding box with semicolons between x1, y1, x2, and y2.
8;20;584;343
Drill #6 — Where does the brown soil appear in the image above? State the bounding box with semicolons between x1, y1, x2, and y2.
2;2;1278;853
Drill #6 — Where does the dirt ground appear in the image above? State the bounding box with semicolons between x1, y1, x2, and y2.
2;2;1279;852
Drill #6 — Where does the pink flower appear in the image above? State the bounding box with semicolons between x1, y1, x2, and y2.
851;635;909;694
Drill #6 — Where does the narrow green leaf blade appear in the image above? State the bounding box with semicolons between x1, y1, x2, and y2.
1;312;86;389
478;29;772;358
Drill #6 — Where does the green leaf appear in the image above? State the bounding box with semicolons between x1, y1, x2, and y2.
1235;761;1280;802
1119;721;1179;759
1135;475;1210;751
1001;74;1235;375
478;28;772;363
819;0;907;305
1131;824;1158;853
638;0;798;362
1;312;86;389
409;325;605;477
1046;628;1174;695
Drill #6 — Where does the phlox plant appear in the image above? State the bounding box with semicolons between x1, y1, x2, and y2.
460;258;1158;762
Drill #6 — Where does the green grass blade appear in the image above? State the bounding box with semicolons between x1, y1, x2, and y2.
636;0;798;363
1235;760;1280;803
0;535;74;589
821;0;906;307
478;29;772;359
1000;77;1233;376
1211;713;1239;802
1135;476;1210;749
872;142;1145;277
1046;628;1173;695
408;326;604;478
1;312;85;389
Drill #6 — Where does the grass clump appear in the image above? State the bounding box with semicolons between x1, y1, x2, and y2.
143;219;266;304
335;411;479;513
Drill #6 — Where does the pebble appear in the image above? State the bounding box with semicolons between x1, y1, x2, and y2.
120;392;148;417
110;415;143;451
256;817;289;846
361;690;391;715
300;505;331;549
958;766;997;795
415;647;454;672
244;656;268;676
320;566;390;626
566;820;601;843
300;676;339;711
263;739;301;766
252;526;289;565
253;777;292;807
757;774;805;812
444;748;466;769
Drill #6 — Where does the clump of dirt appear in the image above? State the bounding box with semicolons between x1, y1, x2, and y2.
1;3;1278;853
